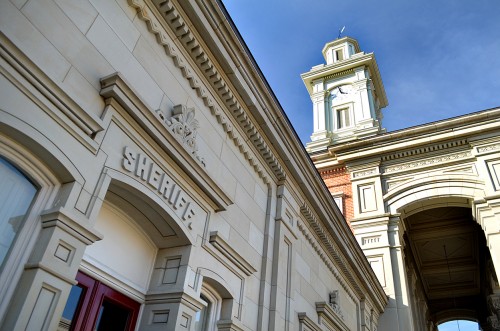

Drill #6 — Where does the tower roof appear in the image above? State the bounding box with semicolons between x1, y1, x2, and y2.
321;36;361;62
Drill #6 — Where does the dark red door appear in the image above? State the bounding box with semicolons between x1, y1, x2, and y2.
60;271;140;331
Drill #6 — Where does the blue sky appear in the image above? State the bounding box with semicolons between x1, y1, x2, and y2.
223;0;500;145
438;320;479;331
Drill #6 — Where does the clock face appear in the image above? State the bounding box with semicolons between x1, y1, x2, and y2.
331;85;353;100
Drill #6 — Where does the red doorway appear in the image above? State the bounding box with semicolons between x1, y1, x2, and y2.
60;271;140;331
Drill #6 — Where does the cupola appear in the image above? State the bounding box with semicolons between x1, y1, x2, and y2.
302;36;388;152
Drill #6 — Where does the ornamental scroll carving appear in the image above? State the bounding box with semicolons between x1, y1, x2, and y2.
329;290;345;320
478;143;500;153
384;151;472;173
158;105;205;167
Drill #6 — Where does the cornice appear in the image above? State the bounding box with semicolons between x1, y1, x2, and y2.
301;53;374;82
319;166;347;177
381;139;468;162
323;68;355;83
301;52;388;108
0;32;103;153
299;203;388;311
330;108;500;162
208;231;257;276
129;0;285;184
297;207;354;300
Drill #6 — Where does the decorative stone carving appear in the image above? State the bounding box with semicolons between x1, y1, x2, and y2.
331;303;344;320
164;105;205;166
487;315;500;331
352;168;377;178
130;0;284;183
328;290;344;320
478;143;500;154
384;151;472;173
488;294;500;316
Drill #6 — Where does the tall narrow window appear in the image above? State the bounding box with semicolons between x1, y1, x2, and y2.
336;108;350;128
194;284;223;331
335;49;344;61
332;194;344;214
194;294;211;331
0;157;37;269
348;44;355;56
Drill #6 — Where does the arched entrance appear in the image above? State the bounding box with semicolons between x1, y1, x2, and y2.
403;206;495;324
399;202;497;330
438;320;480;331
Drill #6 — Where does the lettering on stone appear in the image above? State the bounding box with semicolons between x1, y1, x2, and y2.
122;146;196;222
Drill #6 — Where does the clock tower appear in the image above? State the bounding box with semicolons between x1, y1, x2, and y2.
302;37;388;152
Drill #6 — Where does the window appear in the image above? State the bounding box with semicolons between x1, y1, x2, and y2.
0;157;37;269
194;294;211;331
194;284;222;331
60;271;140;331
335;49;344;61
336;107;351;129
348;44;355;56
332;194;344;214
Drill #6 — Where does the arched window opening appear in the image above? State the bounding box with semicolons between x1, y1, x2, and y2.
0;156;37;270
195;284;222;331
437;319;479;330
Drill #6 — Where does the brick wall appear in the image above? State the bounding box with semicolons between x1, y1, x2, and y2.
320;166;354;226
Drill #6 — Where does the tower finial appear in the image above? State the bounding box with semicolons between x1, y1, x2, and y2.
337;26;345;39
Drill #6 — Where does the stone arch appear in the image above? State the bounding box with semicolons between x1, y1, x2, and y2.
435;310;479;326
196;268;236;327
0;115;98;330
384;173;485;216
197;267;234;300
104;174;194;247
81;172;195;294
385;177;493;329
0;111;83;184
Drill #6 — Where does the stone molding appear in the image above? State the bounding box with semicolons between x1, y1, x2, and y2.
316;302;349;331
323;68;355;83
299;204;355;295
129;0;284;184
382;140;468;162
297;312;322;331
319;166;347;177
40;208;103;245
352;168;377;179
0;32;103;153
478;142;500;155
216;319;245;331
383;151;473;174
208;231;257;276
299;203;388;310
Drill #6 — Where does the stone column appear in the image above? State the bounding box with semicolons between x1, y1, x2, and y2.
377;215;415;331
310;78;328;143
138;245;205;331
1;208;101;331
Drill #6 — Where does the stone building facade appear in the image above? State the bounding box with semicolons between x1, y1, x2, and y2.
0;1;387;331
303;37;500;330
